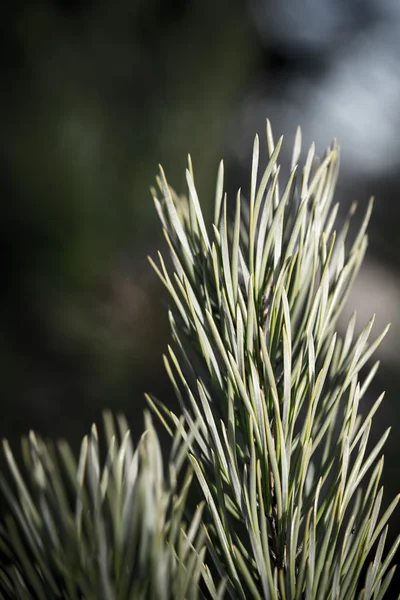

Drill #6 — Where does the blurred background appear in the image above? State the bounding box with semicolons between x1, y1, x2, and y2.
1;0;399;591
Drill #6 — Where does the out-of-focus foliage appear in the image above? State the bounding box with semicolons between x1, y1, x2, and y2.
0;0;256;446
0;412;215;599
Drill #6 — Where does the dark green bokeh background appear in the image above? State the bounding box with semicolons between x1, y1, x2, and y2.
1;0;399;593
0;0;256;447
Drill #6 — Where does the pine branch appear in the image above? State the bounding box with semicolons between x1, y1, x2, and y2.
149;120;400;599
0;412;213;599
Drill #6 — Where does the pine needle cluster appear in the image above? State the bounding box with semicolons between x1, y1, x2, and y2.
0;121;398;599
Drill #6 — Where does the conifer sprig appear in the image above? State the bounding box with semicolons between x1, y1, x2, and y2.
0;412;212;599
149;120;400;599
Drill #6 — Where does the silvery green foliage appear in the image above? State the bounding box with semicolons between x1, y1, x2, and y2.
149;120;400;599
0;412;211;599
0;120;399;600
